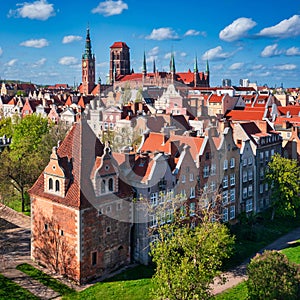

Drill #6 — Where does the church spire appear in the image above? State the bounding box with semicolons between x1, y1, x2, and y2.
83;26;93;60
194;55;199;73
170;52;176;74
205;59;210;74
153;59;156;73
142;51;147;75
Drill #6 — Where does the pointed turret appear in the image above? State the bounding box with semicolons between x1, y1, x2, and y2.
170;52;176;74
153;59;156;73
194;55;200;87
142;51;147;76
205;59;210;74
194;55;199;73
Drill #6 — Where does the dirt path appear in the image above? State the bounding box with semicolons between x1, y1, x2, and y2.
211;226;300;295
0;204;61;300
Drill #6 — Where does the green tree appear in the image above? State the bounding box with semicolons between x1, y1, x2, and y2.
0;115;68;212
265;154;300;220
247;250;300;300
150;208;234;300
0;117;13;138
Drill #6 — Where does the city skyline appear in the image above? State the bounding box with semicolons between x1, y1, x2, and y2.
1;0;300;88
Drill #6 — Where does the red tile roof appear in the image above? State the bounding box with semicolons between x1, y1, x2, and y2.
110;41;129;48
226;110;265;121
209;94;223;103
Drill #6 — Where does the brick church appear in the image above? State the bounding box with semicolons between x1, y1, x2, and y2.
78;28;210;95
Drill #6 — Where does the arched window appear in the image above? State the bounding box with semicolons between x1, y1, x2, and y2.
101;180;106;193
49;178;53;190
108;178;114;192
55;180;60;192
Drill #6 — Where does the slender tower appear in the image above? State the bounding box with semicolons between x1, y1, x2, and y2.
82;27;95;95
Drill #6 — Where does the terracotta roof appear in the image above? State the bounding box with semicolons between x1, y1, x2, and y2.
110;41;129;48
226;110;265;121
278;106;300;116
209;94;223;103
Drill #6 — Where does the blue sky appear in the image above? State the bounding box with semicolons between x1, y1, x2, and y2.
1;0;300;88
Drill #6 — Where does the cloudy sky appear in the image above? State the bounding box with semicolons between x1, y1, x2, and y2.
1;0;300;87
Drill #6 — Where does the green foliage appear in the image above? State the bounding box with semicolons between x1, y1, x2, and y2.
16;263;75;296
266;154;300;220
0;117;13;138
247;250;300;300
150;213;235;300
0;273;39;300
0;115;68;212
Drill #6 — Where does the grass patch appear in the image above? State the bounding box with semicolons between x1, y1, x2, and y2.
62;265;154;300
16;263;75;297
214;281;248;300
0;273;39;300
3;196;30;216
226;210;300;268
282;244;300;264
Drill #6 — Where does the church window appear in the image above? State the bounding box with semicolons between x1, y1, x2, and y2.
55;180;60;192
91;251;97;266
101;180;106;193
49;178;53;190
108;178;114;192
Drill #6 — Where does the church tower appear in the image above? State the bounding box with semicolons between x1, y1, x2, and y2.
82;28;95;95
109;42;131;83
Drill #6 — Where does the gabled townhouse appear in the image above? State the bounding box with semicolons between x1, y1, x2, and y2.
214;122;240;223
29;120;133;284
232;121;282;213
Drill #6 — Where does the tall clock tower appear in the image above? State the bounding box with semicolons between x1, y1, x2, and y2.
82;28;95;95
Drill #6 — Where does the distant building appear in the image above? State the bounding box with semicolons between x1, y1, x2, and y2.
222;79;232;87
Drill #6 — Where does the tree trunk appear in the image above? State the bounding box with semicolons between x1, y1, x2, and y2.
21;189;25;212
271;207;275;221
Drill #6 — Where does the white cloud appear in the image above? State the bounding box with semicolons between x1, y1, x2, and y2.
258;15;300;38
33;58;46;67
219;17;257;42
286;46;300;56
251;64;264;70
92;0;128;17
180;52;187;57
147;46;159;62
0;47;3;56
20;38;49;48
202;46;233;61
6;59;18;67
184;29;206;37
261;44;282;57
229;62;244;70
146;27;180;41
164;52;174;59
59;56;78;65
62;35;82;44
8;0;55;21
273;64;297;70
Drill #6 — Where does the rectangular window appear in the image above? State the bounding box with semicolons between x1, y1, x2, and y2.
190;202;196;216
248;169;253;181
149;214;157;227
230;205;235;220
260;152;264;162
222;190;228;204
190;187;195;199
204;165;210;178
248;157;253;165
246;199;253;212
243;171;248;182
223;176;228;188
223;159;228;170
243;187;248;199
211;181;216;192
150;192;158;206
265;183;269;192
203;183;208;193
260;168;264;180
248;185;253;197
210;164;216;176
230;189;235;202
181;189;186;200
265;151;269;162
271;149;275;156
243;158;247;166
189;173;194;181
92;251;97;266
230;174;235;186
260;184;264;194
223;207;228;222
182;174;186;183
230;158;235;168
